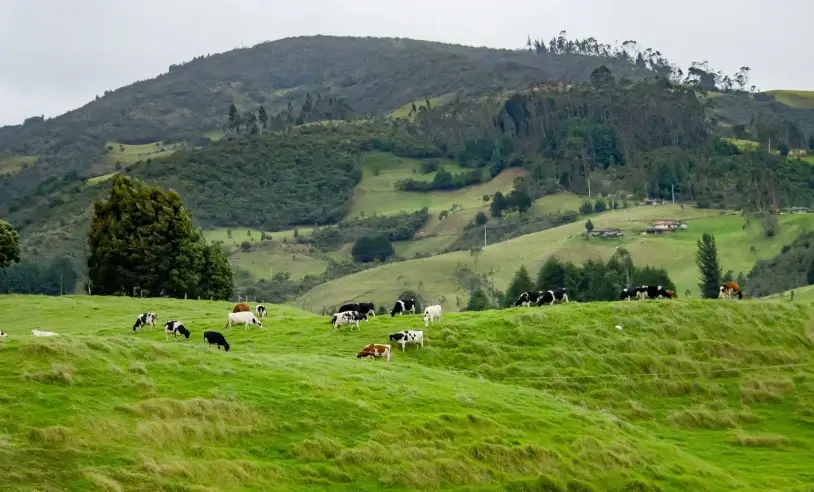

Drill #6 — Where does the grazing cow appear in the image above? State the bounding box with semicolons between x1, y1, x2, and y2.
225;311;263;331
31;330;59;337
423;304;442;327
537;288;569;306
255;304;267;318
619;288;637;301
635;285;649;300
163;321;190;341
356;343;392;361
389;330;424;351
514;291;544;307
665;289;677;299
390;299;416;317
332;311;367;331
642;285;672;299
719;281;744;300
338;302;376;317
0;330;7;338
203;331;230;352
132;312;157;332
232;303;250;313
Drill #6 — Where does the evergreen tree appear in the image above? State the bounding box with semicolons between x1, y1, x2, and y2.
87;175;233;298
585;219;594;234
465;289;490;311
809;135;814;151
198;243;234;300
808;259;814;285
258;106;268;129
536;257;565;290
227;103;240;132
696;232;722;298
0;219;21;268
505;265;535;307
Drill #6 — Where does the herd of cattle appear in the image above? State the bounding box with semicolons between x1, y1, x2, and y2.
0;281;745;351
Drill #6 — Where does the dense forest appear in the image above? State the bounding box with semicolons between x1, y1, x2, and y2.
744;230;814;297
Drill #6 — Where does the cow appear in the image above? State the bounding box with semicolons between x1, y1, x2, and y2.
232;303;250;313
719;281;744;300
255;304;267;318
642;285;673;299
618;288;637;301
203;331;230;352
338;302;376;317
423;305;442;327
31;330;59;337
390;299;416;317
225;311;262;331
132;312;157;332
0;330;7;338
514;291;543;307
356;343;392;361
635;285;649;300
332;311;367;331
163;321;190;341
389;330;424;351
665;289;677;299
537;288;569;306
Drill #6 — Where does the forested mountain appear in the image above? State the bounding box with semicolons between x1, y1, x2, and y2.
0;35;647;205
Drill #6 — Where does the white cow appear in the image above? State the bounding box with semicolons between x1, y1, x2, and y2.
423;304;442;327
0;330;8;338
388;330;424;351
225;311;263;331
32;330;59;337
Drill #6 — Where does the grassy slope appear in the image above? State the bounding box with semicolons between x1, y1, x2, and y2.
1;295;812;491
766;90;814;110
0;154;37;176
298;205;814;312
763;284;814;302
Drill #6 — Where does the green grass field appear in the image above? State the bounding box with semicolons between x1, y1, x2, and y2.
767;90;814;109
230;248;329;280
104;141;184;165
0;154;37;176
85;172;117;186
389;93;457;119
1;295;813;490
763;284;814;303
297;205;814;312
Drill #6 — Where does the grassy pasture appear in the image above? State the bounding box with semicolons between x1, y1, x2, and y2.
0;154;37;176
104;141;184;165
0;295;812;490
766;89;814;109
389;93;457;119
298;205;814;312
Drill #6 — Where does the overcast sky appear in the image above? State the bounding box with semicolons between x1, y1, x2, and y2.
1;0;810;126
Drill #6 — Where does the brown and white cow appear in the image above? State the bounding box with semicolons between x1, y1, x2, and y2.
232;303;250;313
356;343;392;361
719;281;744;300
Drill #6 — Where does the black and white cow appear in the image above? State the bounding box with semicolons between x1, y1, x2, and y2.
514;291;544;307
255;304;267;318
332;311;368;331
641;285;673;299
389;330;425;351
338;302;376;317
537;288;568;306
0;330;7;338
203;331;230;352
390;299;416;317
619;288;637;301
164;320;190;341
132;312;157;331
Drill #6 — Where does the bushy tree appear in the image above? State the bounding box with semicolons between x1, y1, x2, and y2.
505;265;535;307
536;257;565;290
0;219;21;269
696;232;722;298
351;235;395;263
87;175;233;298
465;289;490;311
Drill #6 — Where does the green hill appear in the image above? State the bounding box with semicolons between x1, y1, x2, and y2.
297;205;814;312
1;295;812;490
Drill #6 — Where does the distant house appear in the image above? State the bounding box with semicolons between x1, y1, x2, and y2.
789;207;812;214
651;220;688;230
588;228;624;238
642;198;666;206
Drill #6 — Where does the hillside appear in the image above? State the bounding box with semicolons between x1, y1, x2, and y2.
1;295;813;490
0;35;647;205
297;204;814;312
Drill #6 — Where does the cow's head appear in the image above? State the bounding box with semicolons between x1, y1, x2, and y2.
178;326;191;339
358;313;368;322
253;317;262;328
0;330;7;337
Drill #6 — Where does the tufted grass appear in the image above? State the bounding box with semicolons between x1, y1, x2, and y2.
1;295;813;490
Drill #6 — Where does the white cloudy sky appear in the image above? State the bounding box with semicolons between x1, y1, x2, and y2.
1;0;810;126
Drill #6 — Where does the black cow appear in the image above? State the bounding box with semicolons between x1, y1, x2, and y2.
642;285;672;299
338;302;376;317
164;320;190;341
133;312;157;331
390;299;416;317
537;288;569;306
203;331;230;352
618;288;637;301
514;291;544;307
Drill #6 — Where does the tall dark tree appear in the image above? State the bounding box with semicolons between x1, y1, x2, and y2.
696;232;722;299
87;175;233;298
809;135;814;151
227;103;240;132
258;106;268;129
808;258;814;286
0;219;21;269
536;257;565;290
465;289;490;311
505;265;535;307
198;243;234;300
